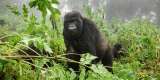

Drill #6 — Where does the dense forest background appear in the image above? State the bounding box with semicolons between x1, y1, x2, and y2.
1;0;160;24
0;0;160;80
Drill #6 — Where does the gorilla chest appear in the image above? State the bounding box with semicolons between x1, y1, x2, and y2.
71;39;89;53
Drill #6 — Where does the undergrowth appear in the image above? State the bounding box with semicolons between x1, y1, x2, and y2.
0;0;159;80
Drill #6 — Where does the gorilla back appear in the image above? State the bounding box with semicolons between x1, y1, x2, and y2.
63;11;113;73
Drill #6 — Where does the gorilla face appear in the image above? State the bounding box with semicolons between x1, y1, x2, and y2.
64;11;83;38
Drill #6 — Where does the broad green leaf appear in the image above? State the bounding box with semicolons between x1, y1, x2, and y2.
44;43;53;53
80;53;97;65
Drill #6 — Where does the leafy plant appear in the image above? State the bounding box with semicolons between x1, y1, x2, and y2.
0;0;160;80
29;0;60;23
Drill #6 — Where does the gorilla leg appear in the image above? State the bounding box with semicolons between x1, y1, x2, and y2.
67;53;81;72
102;51;113;73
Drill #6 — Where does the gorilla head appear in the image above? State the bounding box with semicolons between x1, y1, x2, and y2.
64;11;83;38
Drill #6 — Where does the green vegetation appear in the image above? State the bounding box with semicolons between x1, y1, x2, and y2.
0;0;160;80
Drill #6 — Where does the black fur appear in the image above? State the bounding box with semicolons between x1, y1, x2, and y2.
63;11;113;73
112;43;122;58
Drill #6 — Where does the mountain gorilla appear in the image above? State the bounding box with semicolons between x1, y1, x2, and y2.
63;11;119;73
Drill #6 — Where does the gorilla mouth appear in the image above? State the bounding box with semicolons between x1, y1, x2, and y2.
68;26;77;30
